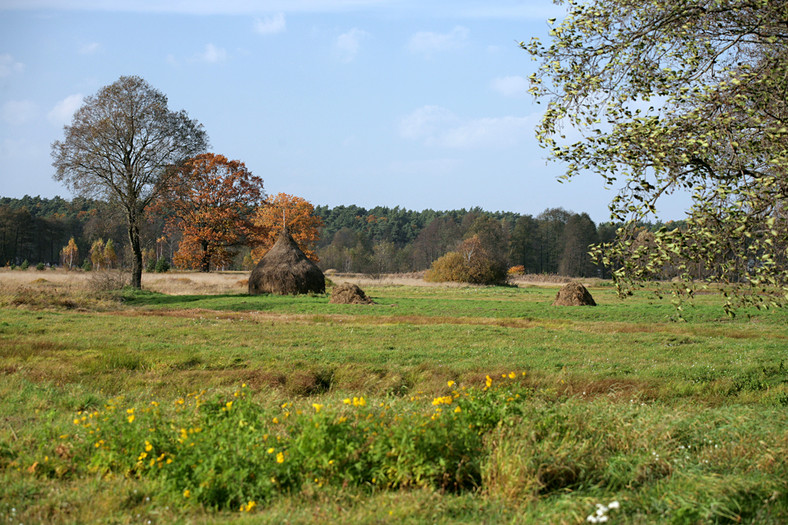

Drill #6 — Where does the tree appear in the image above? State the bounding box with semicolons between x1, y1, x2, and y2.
250;193;323;263
161;153;264;272
103;238;117;269
425;234;508;285
52;75;208;288
509;215;540;273
60;237;79;269
558;213;598;277
526;1;788;312
90;239;105;271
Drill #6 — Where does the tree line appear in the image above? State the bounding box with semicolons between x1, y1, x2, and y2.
0;194;685;279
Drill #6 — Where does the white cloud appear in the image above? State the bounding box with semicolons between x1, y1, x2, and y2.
399;105;537;148
334;28;369;63
407;26;468;57
254;12;286;34
398;105;459;141
47;94;84;127
2;100;38;125
79;42;101;54
0;53;24;77
197;43;227;63
490;75;528;97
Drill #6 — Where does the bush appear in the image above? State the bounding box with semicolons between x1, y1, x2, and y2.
82;259;92;271
508;265;525;275
20;260;29;270
425;236;507;285
146;257;157;272
155;258;170;273
36;262;46;271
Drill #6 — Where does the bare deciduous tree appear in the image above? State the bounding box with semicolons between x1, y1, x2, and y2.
52;75;208;288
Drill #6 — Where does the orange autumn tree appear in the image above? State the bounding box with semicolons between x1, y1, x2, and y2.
250;193;323;262
60;237;79;269
161;153;264;272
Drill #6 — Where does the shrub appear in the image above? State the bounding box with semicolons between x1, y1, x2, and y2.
82;259;92;271
425;236;507;285
20;260;29;270
146;257;157;272
36;262;46;271
508;265;525;275
155;258;170;273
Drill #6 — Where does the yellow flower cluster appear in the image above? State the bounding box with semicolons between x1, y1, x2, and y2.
240;500;257;512
343;396;366;407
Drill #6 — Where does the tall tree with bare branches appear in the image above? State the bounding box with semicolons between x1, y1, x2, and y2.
52;75;208;288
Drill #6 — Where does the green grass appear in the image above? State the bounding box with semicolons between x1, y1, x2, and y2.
1;282;787;523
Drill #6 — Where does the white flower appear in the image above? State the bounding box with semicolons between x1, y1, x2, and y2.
608;501;620;509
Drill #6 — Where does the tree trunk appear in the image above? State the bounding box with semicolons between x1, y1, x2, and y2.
127;218;143;289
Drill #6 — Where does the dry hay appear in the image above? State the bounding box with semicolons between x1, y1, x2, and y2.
248;228;325;296
329;282;374;305
552;282;596;306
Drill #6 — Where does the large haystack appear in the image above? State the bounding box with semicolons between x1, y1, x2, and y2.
248;228;325;295
330;283;374;305
552;282;596;306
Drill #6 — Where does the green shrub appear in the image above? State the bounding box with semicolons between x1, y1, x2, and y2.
20;260;29;270
155;258;170;273
425;236;507;285
146;257;157;272
36;262;46;271
82;259;92;271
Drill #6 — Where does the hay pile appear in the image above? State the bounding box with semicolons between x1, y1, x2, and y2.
552;282;596;306
329;283;374;304
248;228;325;295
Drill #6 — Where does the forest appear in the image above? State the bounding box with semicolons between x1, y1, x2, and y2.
0;194;682;278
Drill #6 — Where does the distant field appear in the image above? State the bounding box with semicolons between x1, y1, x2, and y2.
1;269;786;524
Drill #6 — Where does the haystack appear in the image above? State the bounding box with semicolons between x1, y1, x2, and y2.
552;282;596;306
248;228;325;295
329;283;374;305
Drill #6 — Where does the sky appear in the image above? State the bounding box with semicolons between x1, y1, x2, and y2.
0;0;692;224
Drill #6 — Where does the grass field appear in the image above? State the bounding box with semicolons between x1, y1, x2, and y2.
1;269;786;524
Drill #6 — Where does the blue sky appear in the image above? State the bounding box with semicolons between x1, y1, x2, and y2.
0;0;691;223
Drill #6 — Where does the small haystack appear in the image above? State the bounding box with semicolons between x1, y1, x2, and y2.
329;283;374;305
552;282;596;306
248;228;325;295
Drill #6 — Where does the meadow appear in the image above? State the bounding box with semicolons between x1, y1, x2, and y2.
0;269;786;524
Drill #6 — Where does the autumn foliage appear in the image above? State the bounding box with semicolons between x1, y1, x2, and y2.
60;237;79;269
250;193;323;263
160;153;264;272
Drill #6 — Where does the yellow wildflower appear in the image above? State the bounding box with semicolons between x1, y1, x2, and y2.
447;380;455;387
508;372;516;379
225;401;233;410
485;375;492;389
276;452;284;463
454;406;462;413
343;398;351;405
144;441;153;452
312;403;323;413
272;417;279;424
127;414;135;423
267;448;275;454
183;489;191;498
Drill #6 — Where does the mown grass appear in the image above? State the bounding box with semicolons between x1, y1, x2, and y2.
0;280;787;523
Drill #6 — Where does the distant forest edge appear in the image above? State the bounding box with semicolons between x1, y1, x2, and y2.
0;195;683;278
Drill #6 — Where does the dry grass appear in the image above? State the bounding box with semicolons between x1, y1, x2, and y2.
1;268;599;296
0;268;249;295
